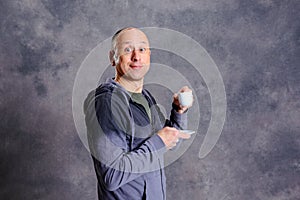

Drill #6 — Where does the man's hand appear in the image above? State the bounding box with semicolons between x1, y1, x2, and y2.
157;127;191;150
173;86;194;114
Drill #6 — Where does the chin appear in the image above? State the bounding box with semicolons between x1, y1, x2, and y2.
128;76;145;82
126;72;148;81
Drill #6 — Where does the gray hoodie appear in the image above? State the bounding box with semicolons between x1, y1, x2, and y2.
84;78;187;200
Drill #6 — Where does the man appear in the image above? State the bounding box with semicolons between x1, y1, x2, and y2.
84;27;193;200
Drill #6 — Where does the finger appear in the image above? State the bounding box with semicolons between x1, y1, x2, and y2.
170;141;177;149
179;86;191;93
173;93;179;99
180;86;189;91
167;127;180;134
178;132;191;139
180;105;189;110
164;126;177;131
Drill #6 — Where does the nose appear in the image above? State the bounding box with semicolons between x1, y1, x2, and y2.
131;49;141;62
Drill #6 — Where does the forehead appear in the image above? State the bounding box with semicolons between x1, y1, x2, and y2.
116;29;149;46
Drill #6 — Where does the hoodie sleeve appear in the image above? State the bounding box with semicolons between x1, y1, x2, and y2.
166;107;188;130
143;89;188;130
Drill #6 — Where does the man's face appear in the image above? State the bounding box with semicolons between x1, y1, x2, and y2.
113;28;151;82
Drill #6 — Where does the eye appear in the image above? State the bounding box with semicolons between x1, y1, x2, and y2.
124;47;132;53
139;47;147;53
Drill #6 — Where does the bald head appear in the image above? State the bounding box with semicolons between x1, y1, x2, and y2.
111;27;133;50
111;27;149;50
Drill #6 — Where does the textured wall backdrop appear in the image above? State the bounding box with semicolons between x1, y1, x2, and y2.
1;0;299;200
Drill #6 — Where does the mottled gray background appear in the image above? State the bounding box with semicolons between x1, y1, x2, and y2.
1;0;299;199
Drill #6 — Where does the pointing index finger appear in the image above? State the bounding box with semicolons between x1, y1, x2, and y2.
178;132;191;139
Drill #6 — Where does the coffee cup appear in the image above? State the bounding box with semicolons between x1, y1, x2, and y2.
178;91;193;107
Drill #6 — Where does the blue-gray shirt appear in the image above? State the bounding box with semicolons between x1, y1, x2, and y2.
84;79;187;200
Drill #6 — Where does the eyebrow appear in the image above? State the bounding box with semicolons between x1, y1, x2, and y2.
120;41;148;45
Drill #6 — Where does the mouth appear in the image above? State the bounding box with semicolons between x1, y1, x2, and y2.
129;65;142;69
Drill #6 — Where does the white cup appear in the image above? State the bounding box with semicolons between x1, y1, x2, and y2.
178;91;193;107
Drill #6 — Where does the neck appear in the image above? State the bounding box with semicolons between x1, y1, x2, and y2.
115;76;143;93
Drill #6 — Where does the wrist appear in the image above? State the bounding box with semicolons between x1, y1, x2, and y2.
172;103;188;114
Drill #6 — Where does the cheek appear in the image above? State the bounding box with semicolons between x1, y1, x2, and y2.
117;56;131;70
118;56;127;65
143;54;151;64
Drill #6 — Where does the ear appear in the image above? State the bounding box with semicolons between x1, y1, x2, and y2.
109;50;116;66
